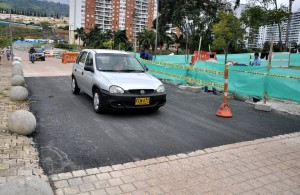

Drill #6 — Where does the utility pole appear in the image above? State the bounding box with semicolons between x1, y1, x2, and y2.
154;0;159;60
9;8;13;59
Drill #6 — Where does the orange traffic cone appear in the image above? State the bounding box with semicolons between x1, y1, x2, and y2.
216;102;232;118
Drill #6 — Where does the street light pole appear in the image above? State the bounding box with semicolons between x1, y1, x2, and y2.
154;0;159;60
9;8;13;59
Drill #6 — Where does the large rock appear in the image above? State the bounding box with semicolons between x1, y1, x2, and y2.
12;61;21;66
0;176;53;195
12;75;25;86
10;86;28;101
13;65;22;72
13;56;22;62
8;110;36;135
12;68;24;77
233;92;248;102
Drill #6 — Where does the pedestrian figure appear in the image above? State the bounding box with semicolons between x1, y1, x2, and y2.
6;47;11;61
204;53;218;95
252;52;261;66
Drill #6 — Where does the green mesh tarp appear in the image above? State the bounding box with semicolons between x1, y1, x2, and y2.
141;61;188;84
187;61;224;89
228;66;267;98
266;68;300;102
154;55;187;65
141;55;300;103
290;54;300;67
216;53;251;65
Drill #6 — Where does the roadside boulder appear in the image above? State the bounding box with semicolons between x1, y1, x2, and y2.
233;92;249;102
8;110;36;135
0;176;53;195
13;65;22;71
10;86;28;101
12;68;24;77
12;75;25;86
13;56;22;62
12;61;21;66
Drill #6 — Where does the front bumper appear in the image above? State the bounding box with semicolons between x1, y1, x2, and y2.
35;55;45;60
101;90;166;109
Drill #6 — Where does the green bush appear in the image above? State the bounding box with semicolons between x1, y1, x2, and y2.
54;42;74;50
0;38;10;49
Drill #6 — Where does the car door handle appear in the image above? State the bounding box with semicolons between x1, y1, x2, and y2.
82;72;84;75
75;68;77;72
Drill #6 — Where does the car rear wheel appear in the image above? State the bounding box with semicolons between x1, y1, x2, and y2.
93;89;105;113
72;77;80;94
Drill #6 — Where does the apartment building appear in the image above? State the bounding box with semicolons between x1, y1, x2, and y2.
69;0;157;44
264;9;300;45
235;5;300;48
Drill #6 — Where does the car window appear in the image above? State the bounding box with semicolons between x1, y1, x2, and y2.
95;53;145;72
78;52;88;65
76;52;82;64
35;48;43;53
85;52;94;67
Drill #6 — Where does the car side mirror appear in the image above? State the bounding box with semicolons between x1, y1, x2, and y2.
84;66;94;73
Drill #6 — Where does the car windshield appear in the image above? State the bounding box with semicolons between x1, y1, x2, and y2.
95;53;145;72
35;48;43;53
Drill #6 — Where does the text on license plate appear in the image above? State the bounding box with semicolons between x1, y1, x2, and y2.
135;97;150;105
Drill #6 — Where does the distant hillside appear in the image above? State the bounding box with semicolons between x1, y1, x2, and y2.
0;0;69;17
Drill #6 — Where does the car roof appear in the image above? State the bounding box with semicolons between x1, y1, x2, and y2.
82;49;129;55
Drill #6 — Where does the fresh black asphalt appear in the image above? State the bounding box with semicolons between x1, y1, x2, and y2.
26;76;300;175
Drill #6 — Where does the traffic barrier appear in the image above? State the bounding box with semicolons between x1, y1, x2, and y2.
62;52;79;64
216;61;233;118
190;51;217;65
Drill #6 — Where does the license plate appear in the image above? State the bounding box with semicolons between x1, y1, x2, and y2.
135;97;150;105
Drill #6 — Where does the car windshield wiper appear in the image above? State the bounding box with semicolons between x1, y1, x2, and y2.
119;69;145;72
98;69;116;72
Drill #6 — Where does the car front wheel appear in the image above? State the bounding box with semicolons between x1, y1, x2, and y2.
72;77;80;94
93;89;105;113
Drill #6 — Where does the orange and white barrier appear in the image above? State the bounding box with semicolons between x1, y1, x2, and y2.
190;51;217;65
216;61;233;118
62;52;79;64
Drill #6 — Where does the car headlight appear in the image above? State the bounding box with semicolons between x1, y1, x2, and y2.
156;85;165;93
109;85;124;94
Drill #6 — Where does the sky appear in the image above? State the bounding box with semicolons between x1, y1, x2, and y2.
240;0;300;12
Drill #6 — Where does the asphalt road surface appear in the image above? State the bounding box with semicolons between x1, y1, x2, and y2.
26;76;300;175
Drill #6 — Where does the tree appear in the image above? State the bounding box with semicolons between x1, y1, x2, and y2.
266;6;289;51
74;27;85;46
113;30;128;49
240;6;267;47
170;33;185;54
285;0;295;51
137;29;156;51
158;0;231;53
212;10;245;63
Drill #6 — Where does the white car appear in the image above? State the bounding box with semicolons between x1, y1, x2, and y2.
71;49;166;113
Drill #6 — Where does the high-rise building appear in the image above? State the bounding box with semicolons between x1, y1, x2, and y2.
69;0;157;45
264;9;300;45
234;5;300;48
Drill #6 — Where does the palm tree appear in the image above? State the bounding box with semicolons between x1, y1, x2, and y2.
114;30;128;49
74;27;85;46
137;29;156;51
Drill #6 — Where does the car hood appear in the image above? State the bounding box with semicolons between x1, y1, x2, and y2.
101;72;162;90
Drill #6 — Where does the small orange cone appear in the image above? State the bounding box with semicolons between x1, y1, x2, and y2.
216;103;232;118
